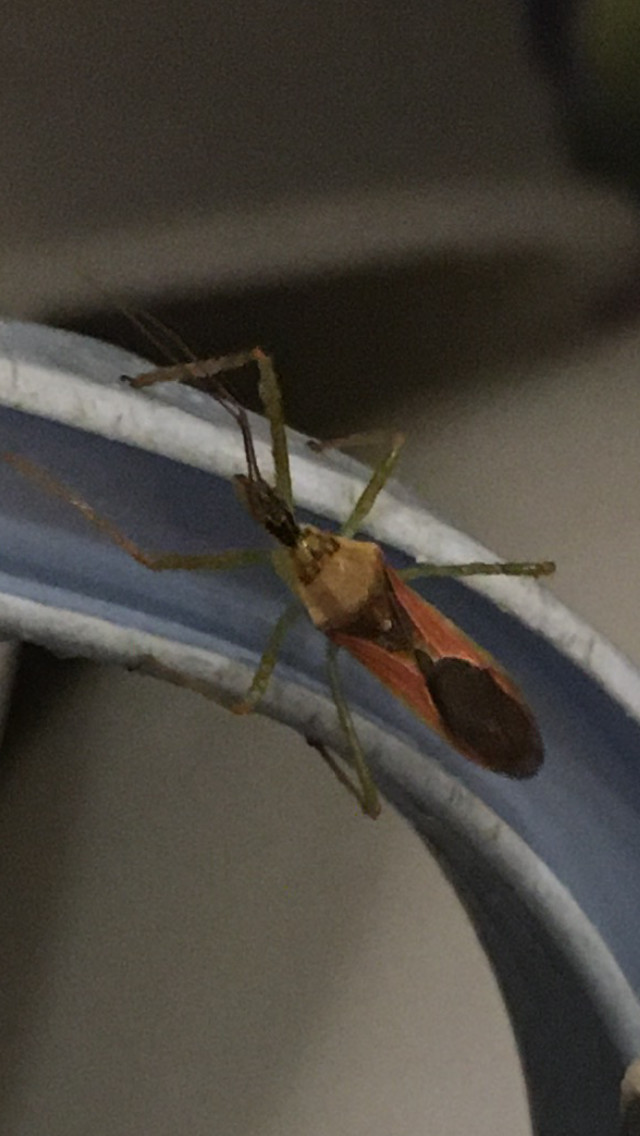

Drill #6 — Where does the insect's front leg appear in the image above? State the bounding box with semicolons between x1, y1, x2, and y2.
129;347;295;513
244;348;293;510
308;431;405;540
127;351;256;390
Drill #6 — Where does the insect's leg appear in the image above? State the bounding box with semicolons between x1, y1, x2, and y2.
131;348;292;512
398;560;556;582
130;346;295;516
308;429;401;455
231;600;302;714
2;453;269;573
250;348;293;511
131;651;379;816
338;433;405;539
129;353;262;484
323;642;381;818
128;351;256;390
305;737;379;815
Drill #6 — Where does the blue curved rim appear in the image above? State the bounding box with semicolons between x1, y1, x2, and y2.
0;320;639;1133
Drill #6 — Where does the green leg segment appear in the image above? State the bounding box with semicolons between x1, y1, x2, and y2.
398;560;555;582
324;642;381;818
2;452;271;573
252;348;294;511
231;600;302;714
339;433;405;539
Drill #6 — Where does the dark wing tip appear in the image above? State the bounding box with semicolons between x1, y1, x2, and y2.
424;656;544;778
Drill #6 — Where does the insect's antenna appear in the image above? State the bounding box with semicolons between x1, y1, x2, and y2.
122;324;265;484
136;309;198;364
81;266;268;489
167;348;278;491
125;306;208;368
98;277;269;490
76;271;190;368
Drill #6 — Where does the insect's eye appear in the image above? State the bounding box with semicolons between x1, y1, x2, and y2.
420;656;543;778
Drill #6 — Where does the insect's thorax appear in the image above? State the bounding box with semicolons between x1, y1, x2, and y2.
288;528;409;644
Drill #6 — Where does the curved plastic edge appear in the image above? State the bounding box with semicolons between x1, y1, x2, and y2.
0;321;639;1133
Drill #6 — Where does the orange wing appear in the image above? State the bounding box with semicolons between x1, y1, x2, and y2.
329;566;543;778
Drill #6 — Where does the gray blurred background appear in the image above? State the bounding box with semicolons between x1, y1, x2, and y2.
2;1;640;1133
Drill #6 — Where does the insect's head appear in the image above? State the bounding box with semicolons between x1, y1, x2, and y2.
233;474;301;549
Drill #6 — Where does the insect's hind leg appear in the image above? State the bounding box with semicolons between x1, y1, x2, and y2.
131;639;381;818
320;642;380;818
306;736;380;817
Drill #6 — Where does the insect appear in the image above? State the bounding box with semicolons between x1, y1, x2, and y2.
3;326;554;818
